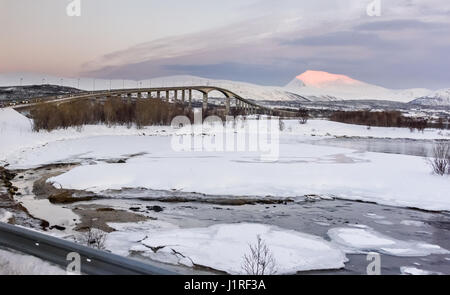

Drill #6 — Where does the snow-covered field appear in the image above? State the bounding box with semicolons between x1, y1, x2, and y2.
1;108;450;274
1;108;449;211
38;138;449;211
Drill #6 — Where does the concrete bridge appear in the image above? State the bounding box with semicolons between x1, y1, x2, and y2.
86;85;273;115
11;85;298;116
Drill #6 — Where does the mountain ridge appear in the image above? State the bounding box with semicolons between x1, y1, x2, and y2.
0;71;448;106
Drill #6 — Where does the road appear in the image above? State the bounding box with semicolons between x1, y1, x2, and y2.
0;222;175;275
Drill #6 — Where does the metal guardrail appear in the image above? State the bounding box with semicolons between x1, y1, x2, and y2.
0;222;175;275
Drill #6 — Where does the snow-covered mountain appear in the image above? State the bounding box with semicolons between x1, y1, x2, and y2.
409;89;450;106
0;73;309;103
284;70;433;103
1;71;447;105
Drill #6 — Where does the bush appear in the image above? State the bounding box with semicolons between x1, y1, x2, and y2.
242;235;277;275
329;110;428;131
428;142;450;176
30;99;190;131
298;108;309;124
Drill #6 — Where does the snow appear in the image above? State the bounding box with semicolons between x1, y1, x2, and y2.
400;220;425;227
400;266;442;275
45;136;450;211
288;119;450;140
410;89;450;106
0;108;165;166
107;222;347;274
328;227;448;257
2;109;450;211
0;249;66;275
285;70;434;103
0;209;13;223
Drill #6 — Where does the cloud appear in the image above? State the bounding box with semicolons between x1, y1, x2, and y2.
81;0;450;89
280;31;401;49
355;19;446;31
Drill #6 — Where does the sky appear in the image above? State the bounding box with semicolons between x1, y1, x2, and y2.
1;0;450;89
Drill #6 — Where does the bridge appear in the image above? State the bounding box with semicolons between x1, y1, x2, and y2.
10;85;297;116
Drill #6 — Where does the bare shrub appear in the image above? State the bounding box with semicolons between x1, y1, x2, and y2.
329;110;428;131
77;226;107;250
278;120;285;131
30;98;192;131
428;142;450;176
298;108;309;124
242;235;277;275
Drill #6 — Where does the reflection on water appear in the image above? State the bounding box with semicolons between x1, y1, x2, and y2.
309;138;448;157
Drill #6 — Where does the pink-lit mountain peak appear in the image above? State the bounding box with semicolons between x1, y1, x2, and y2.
296;70;363;87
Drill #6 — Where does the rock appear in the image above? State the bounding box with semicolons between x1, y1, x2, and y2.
146;205;164;212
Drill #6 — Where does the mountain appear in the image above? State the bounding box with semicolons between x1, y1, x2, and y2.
284;70;433;103
409;89;450;106
0;73;310;103
0;71;447;106
0;85;81;101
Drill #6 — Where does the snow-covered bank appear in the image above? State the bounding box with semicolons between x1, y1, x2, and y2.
287;119;450;140
0;108;170;165
106;222;347;274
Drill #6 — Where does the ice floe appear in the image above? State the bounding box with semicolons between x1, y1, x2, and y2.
328;227;449;257
106;222;347;274
400;266;442;275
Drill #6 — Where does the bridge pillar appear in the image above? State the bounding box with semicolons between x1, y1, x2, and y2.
166;90;170;102
202;92;208;111
225;97;231;115
182;90;185;103
174;90;178;102
188;89;192;108
137;92;142;99
157;91;160;99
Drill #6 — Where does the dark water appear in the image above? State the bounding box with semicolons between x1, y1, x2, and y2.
308;137;447;157
114;196;450;275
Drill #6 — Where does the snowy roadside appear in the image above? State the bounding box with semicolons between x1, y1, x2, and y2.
0;248;66;275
